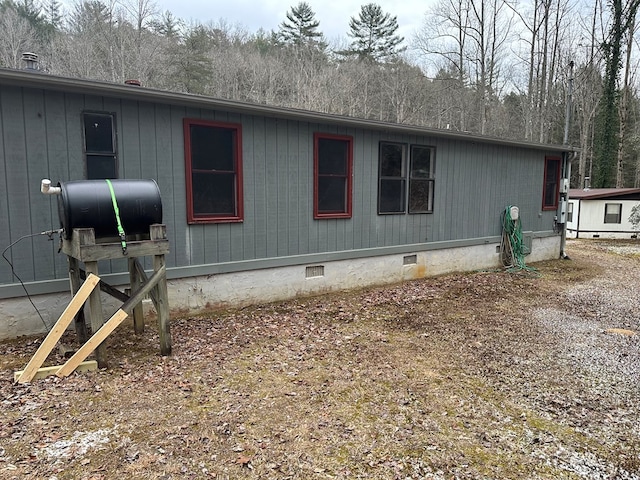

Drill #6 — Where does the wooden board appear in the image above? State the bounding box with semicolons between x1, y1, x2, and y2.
56;309;129;378
14;361;97;382
61;231;169;262
57;264;168;375
15;274;100;383
606;328;636;336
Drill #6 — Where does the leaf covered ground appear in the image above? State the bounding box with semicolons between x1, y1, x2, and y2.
1;239;639;479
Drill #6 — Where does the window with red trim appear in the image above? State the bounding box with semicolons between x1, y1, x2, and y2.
314;133;353;219
184;119;243;223
542;157;561;210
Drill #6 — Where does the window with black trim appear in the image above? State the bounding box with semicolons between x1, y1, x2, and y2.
314;133;353;219
184;119;243;224
567;202;574;223
543;157;561;210
83;112;117;179
604;203;622;224
378;142;435;214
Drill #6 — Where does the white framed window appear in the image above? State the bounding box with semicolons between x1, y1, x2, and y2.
604;203;622;224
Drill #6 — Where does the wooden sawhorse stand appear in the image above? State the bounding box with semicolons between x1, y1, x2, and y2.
62;224;171;368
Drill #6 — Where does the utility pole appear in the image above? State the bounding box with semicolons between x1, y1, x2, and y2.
560;61;574;259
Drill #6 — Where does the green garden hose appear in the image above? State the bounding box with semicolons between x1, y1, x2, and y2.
500;206;538;275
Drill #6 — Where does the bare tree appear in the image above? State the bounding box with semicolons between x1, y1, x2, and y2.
378;60;427;124
414;0;470;130
416;0;512;134
0;5;39;68
568;0;605;188
466;0;513;133
616;9;638;186
62;1;120;80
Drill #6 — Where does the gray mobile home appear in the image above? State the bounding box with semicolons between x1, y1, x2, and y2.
0;68;572;339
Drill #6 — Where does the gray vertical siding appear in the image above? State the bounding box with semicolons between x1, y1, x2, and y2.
2;86;36;285
169;105;187;269
0;88;8;279
44;91;72;279
0;85;560;288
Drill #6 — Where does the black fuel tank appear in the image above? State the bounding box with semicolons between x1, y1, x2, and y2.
57;179;162;240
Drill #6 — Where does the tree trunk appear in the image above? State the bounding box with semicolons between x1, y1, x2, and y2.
538;0;550;143
525;0;539;141
616;12;636;187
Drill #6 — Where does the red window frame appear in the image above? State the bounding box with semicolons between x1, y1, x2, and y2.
184;118;244;224
313;132;353;219
542;156;561;210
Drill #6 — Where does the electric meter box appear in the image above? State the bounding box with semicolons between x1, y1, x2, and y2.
557;199;567;224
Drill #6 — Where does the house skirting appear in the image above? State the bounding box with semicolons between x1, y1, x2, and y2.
567;229;638;239
0;235;560;341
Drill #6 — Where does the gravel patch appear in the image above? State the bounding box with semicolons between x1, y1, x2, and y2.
526;240;640;479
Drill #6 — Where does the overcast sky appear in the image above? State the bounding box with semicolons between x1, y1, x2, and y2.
150;0;430;44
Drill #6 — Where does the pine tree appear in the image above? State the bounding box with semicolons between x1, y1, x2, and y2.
151;10;182;38
44;0;63;29
12;0;51;41
14;0;41;23
278;2;325;49
68;1;111;35
344;3;405;62
171;25;214;94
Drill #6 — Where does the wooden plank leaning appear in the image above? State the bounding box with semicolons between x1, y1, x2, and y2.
56;265;166;378
15;273;100;384
55;309;129;378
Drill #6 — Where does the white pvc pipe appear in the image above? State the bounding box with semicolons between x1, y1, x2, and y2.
41;179;61;195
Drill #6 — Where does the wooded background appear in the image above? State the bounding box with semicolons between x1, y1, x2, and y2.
1;0;639;189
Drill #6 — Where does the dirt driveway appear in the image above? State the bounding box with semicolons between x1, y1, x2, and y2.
1;239;639;479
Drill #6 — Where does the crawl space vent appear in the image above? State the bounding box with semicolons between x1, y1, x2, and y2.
403;255;417;265
306;265;324;278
